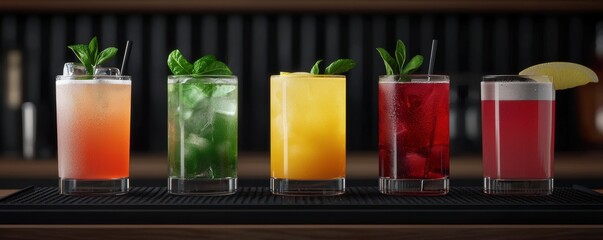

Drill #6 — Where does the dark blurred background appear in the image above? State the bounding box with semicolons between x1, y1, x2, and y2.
1;0;603;188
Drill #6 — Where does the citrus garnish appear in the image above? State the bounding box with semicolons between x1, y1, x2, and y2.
519;62;598;90
280;72;311;76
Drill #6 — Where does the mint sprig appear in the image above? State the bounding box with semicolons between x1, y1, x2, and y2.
310;60;323;74
167;49;232;76
310;59;356;75
376;39;423;76
167;49;234;97
68;36;118;75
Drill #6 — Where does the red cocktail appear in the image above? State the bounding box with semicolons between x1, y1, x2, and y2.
378;75;449;195
481;76;555;195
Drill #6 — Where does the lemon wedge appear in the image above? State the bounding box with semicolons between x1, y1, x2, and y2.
519;62;599;90
280;72;312;76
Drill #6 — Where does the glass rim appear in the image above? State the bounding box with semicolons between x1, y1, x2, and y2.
378;74;449;78
482;75;551;82
56;75;131;80
168;75;238;84
271;74;346;78
379;74;449;82
168;75;237;78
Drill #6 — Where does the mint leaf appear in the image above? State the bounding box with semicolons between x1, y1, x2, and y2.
167;49;193;75
88;37;99;64
376;48;397;75
200;84;218;97
401;55;424;74
324;59;356;74
168;51;233;76
96;47;118;66
376;39;424;77
197;60;232;75
310;59;323;74
68;44;93;74
169;52;234;100
395;40;406;73
193;55;217;74
68;37;120;75
398;76;412;82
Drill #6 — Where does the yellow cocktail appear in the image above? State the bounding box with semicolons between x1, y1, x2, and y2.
270;74;346;196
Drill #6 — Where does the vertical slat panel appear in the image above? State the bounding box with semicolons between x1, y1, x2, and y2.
568;17;583;62
48;16;67;82
100;15;118;67
175;15;192;57
544;16;560;61
348;15;364;149
370;16;387;148
372;16;387;74
468;17;484;73
226;16;246;148
75;15;93;42
324;15;340;63
277;15;293;70
47;16;68;156
24;16;41;102
250;16;269;150
201;15;219;55
23;17;42;158
300;15;316;69
444;15;459;73
1;15;17;44
419;15;435;70
493;17;510;73
517;16;534;69
395;16;410;44
149;15;168;151
125;15;146;150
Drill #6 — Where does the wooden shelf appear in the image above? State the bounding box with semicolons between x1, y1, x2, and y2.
0;0;602;12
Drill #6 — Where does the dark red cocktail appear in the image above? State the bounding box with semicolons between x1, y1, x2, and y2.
378;75;449;195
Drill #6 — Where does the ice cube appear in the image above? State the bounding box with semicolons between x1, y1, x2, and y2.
214;99;237;116
184;134;214;178
212;85;236;97
186;133;209;149
93;66;121;76
63;62;87;76
181;109;193;120
401;152;427;178
180;84;207;109
184;107;213;135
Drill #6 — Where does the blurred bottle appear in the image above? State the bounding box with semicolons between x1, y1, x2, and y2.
22;102;36;160
577;22;603;149
1;49;23;156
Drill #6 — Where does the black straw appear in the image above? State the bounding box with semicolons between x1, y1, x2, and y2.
120;40;132;75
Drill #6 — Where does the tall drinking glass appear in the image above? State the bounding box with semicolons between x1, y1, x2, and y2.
56;75;131;195
270;74;346;196
167;75;238;195
378;75;450;196
481;75;554;195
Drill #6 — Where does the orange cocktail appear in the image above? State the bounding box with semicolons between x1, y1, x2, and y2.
270;74;346;196
56;76;131;195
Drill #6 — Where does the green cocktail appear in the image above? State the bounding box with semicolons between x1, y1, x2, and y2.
167;75;238;195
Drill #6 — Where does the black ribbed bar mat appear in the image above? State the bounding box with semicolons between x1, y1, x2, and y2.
1;186;602;224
